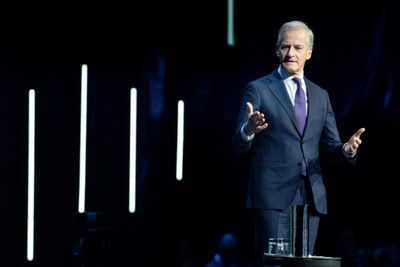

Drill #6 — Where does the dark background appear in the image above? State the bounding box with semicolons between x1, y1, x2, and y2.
1;0;399;266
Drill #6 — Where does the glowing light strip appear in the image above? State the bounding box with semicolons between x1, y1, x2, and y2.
129;88;137;213
227;0;235;46
78;64;88;213
27;89;35;261
176;100;184;180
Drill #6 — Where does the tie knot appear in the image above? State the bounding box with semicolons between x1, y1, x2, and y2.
293;77;302;87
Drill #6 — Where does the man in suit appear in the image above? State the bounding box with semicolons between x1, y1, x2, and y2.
231;20;365;266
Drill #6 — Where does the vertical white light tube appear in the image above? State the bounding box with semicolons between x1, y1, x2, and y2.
129;88;137;213
227;0;235;47
27;89;35;261
176;100;184;181
78;64;88;213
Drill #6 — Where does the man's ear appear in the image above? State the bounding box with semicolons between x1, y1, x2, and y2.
306;49;313;60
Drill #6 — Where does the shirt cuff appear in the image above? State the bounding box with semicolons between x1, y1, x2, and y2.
240;124;254;142
342;142;357;158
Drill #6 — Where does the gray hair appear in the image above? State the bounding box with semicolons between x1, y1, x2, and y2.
276;20;314;48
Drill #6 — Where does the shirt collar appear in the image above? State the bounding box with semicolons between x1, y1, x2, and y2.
277;65;304;81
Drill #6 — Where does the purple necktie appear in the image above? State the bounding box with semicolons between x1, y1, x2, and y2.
293;77;307;175
293;77;307;134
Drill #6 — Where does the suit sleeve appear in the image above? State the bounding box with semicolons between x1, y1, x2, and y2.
319;91;357;165
231;82;261;155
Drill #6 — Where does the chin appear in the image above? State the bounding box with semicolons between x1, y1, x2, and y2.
283;67;297;75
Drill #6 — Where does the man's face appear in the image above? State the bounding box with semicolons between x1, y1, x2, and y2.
276;28;313;76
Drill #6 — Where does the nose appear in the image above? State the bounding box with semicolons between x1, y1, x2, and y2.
287;45;295;56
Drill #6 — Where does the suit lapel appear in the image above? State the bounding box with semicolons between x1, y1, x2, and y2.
262;72;303;135
303;78;317;137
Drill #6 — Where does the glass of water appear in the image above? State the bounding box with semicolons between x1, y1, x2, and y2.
267;238;290;256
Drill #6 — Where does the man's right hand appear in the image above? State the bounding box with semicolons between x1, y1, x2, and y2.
244;102;268;135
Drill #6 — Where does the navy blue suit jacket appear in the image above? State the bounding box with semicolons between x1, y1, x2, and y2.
232;69;355;214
